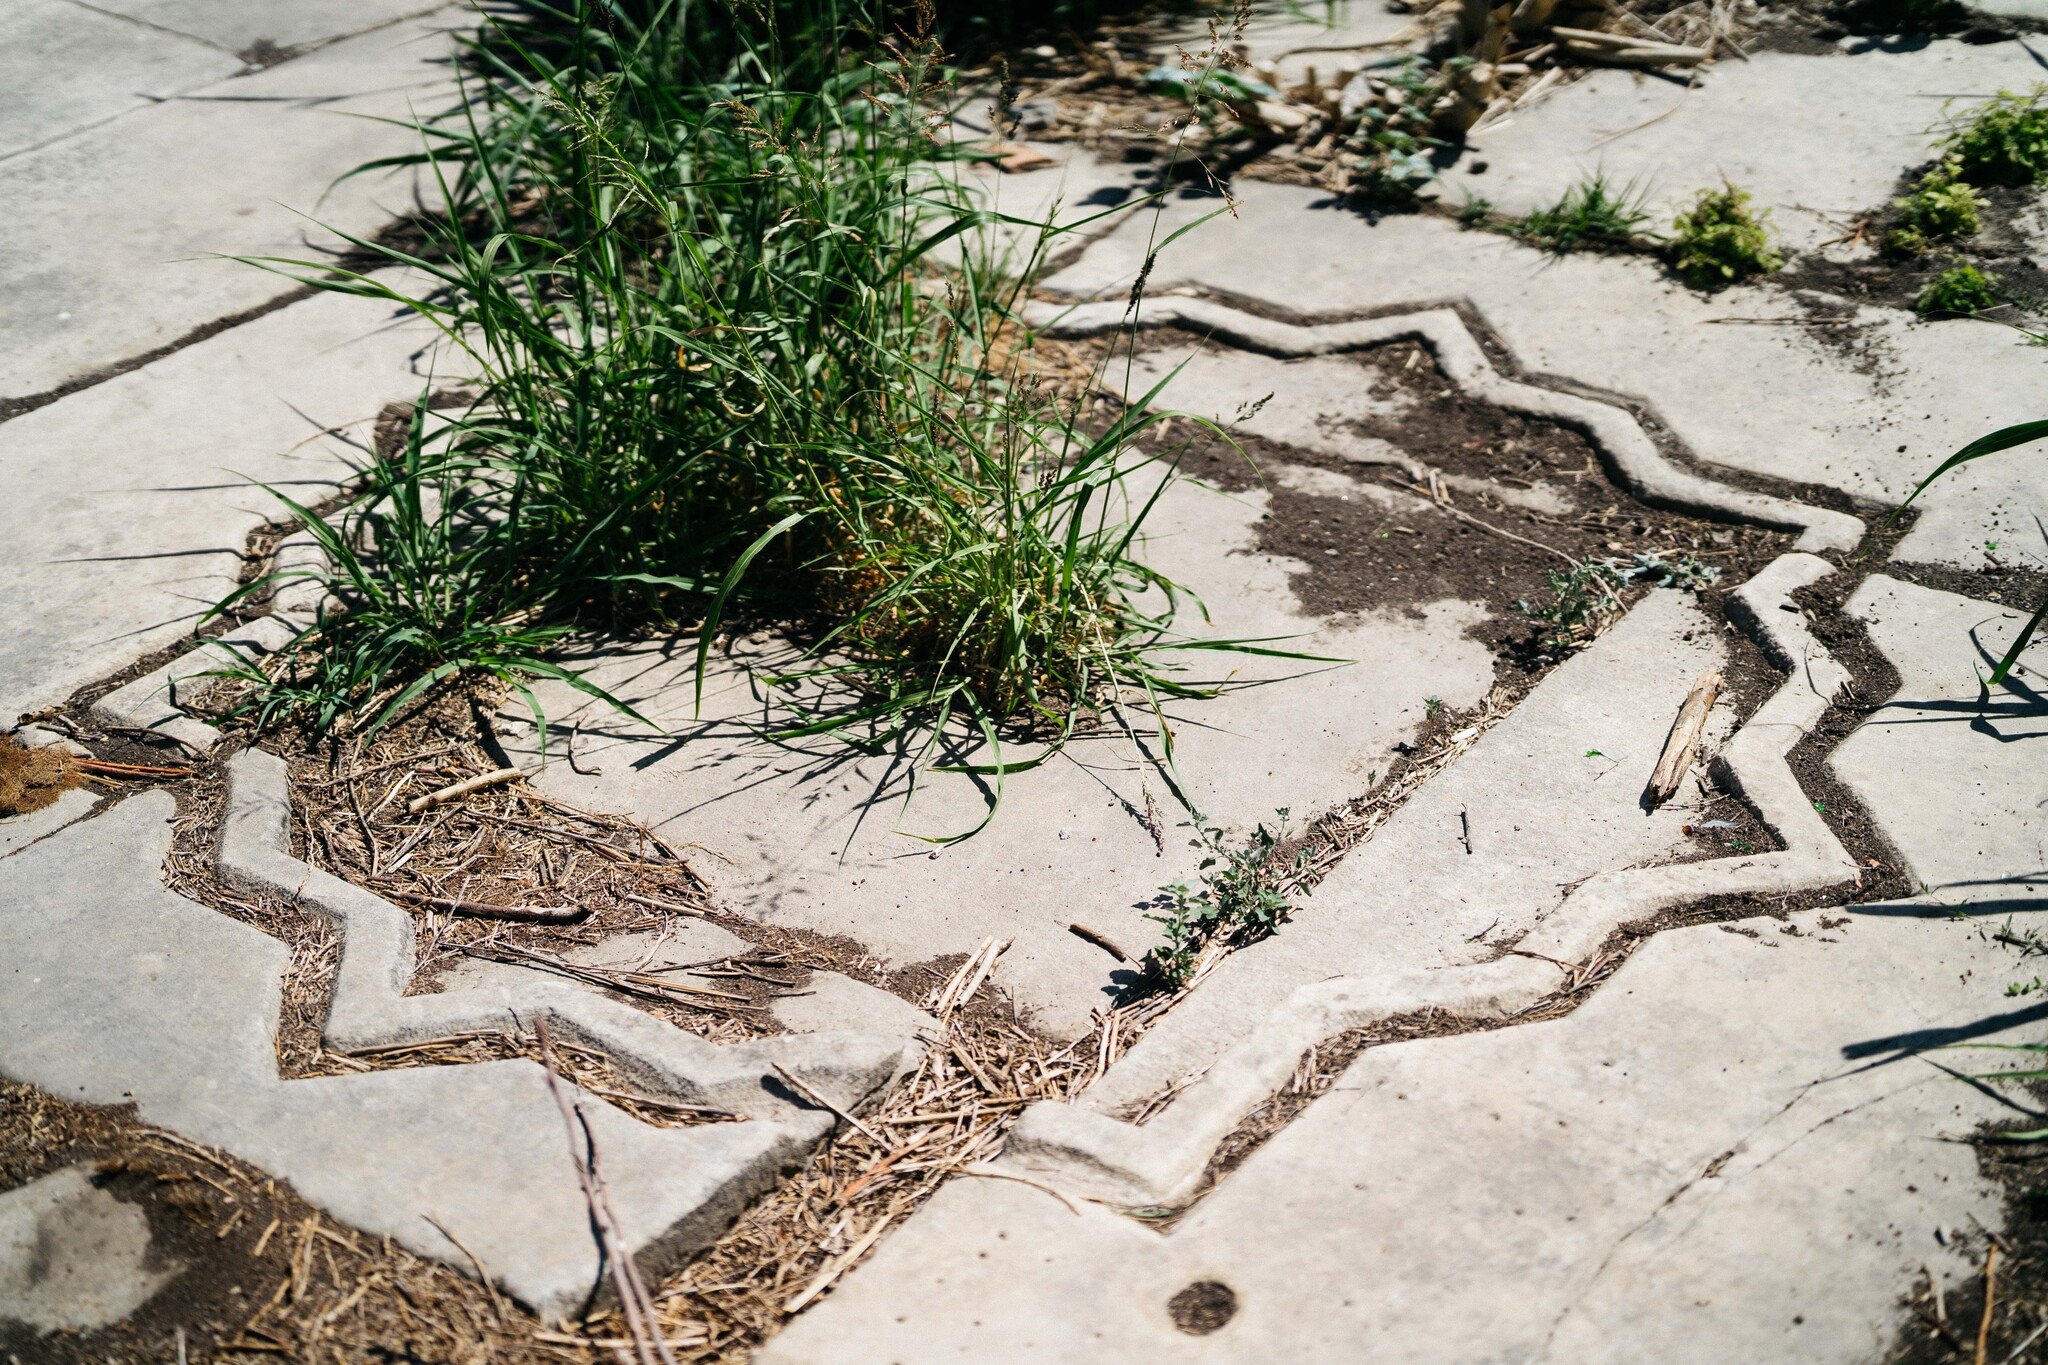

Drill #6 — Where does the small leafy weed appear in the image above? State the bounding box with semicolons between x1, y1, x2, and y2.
1917;263;2002;316
1670;183;1782;288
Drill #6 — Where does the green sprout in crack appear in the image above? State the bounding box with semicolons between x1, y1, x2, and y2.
1885;158;1985;257
1670;183;1783;289
1917;263;2003;316
1518;553;1719;652
1144;810;1302;989
1940;85;2048;188
1423;695;1444;717
1517;173;1652;255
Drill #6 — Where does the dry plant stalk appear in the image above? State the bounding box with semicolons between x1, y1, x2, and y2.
1645;668;1723;804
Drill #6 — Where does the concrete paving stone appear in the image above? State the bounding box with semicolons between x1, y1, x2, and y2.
85;0;449;57
0;0;238;161
1042;178;2048;569
1080;586;1729;1116
773;974;939;1049
88;614;300;755
1438;42;2048;253
217;750;911;1117
504;470;1496;1039
0;7;463;399
761;901;2025;1364
0;792;837;1318
1835;574;2048;904
0;787;99;862
0;283;444;727
0;1164;177;1333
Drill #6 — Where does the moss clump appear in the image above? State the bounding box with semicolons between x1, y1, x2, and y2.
1670;184;1782;288
1885;158;1985;255
1916;263;2002;315
1942;87;2048;187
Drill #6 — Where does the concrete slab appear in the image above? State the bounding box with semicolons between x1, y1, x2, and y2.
760;902;2024;1364
0;788;99;862
1042;179;2048;569
1439;42;2048;252
85;0;448;57
1077;586;1729;1114
1835;575;2048;905
507;471;1495;1039
0;284;442;726
0;0;237;161
0;7;460;400
0;1164;176;1333
0;793;833;1318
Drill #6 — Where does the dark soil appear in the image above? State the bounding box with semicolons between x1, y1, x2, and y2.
1142;331;1799;680
1747;0;2048;54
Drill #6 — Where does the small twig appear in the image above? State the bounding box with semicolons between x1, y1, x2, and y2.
406;767;524;815
384;889;583;923
423;1214;506;1328
1458;807;1473;855
952;1164;1083;1215
1645;669;1724;805
622;890;715;919
771;1062;886;1144
1978;1241;2000;1365
1068;922;1133;962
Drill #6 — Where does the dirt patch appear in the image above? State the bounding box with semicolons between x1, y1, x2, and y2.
1140;331;1796;676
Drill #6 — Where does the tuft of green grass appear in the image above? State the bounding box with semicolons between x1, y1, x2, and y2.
1517;174;1651;254
1885;158;1984;255
1458;194;1496;227
213;0;1304;839
1941;86;2048;187
1670;183;1782;288
1916;263;2002;315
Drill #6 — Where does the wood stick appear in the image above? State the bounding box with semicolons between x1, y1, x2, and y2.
1068;922;1132;962
1645;669;1724;805
384;889;583;923
406;766;524;814
1976;1241;1999;1365
770;1063;885;1145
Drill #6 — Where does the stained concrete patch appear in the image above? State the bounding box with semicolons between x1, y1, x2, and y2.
508;474;1495;1038
0;284;443;724
1044;180;2048;570
0;793;832;1317
1835;575;2048;904
760;904;2021;1364
0;1164;177;1333
1085;587;1729;1113
1438;42;2048;252
0;8;460;398
0;0;237;160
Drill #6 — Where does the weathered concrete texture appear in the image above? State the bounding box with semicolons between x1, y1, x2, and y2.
0;7;459;398
89;614;301;755
1439;42;2048;252
0;285;442;726
1041;180;2048;570
0;1165;176;1333
0;0;237;160
0;788;98;862
1044;298;1863;551
0;793;831;1319
85;0;448;56
1835;575;2048;904
1086;587;1729;1115
761;904;2022;1364
507;471;1496;1038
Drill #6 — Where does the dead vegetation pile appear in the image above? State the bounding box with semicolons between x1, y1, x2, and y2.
0;735;79;816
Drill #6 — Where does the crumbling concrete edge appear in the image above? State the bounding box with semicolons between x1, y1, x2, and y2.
1000;552;1859;1208
1025;296;1864;555
214;748;911;1119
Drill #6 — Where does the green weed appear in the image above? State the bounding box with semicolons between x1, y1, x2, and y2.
1517;174;1651;254
1941;86;2048;187
1518;553;1718;651
1885;158;1984;255
1917;263;2002;315
1670;183;1782;288
1145;810;1302;988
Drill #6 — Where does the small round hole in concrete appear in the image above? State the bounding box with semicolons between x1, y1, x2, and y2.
1168;1280;1237;1335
